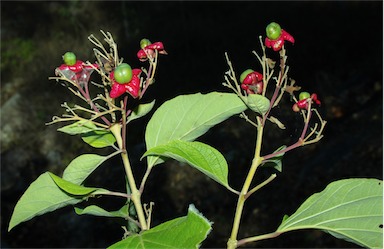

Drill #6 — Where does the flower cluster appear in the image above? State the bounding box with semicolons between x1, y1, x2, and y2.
109;68;142;99
56;52;98;86
55;39;166;100
264;22;295;51
240;69;263;94
137;40;167;62
109;39;166;98
233;22;321;115
292;92;321;112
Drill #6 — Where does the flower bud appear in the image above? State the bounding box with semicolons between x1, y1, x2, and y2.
140;39;152;49
240;69;255;84
63;52;76;66
266;22;282;40
299;91;311;100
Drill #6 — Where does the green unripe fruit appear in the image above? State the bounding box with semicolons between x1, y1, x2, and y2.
299;91;311;100
266;22;282;40
63;52;76;66
240;69;254;83
114;63;133;84
140;39;152;49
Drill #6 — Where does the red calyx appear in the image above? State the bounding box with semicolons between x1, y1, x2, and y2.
137;41;167;61
241;71;264;94
109;69;142;99
265;29;295;51
292;93;321;112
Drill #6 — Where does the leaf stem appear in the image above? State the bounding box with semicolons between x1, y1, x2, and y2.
237;231;282;246
245;174;277;199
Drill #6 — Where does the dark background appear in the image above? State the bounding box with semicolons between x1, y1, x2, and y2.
1;1;383;248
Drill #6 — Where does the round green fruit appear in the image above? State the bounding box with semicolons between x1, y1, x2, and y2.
140;38;152;49
114;63;133;84
63;52;76;66
299;91;311;100
266;22;282;40
240;69;254;83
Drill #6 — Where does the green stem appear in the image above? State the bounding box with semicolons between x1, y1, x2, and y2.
110;124;148;231
237;231;282;246
227;117;264;249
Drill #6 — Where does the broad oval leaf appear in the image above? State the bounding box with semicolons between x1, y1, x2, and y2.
108;204;212;249
81;130;116;148
127;100;156;123
57;120;99;135
242;94;270;115
143;140;230;189
62;154;109;185
145;92;247;167
49;172;107;196
8;172;83;231
277;178;383;248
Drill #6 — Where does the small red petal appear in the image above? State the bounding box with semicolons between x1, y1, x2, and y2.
125;76;140;98
243;74;255;85
272;39;284;51
132;68;142;76
146;42;164;51
297;99;309;109
265;38;273;48
241;84;249;90
137;49;147;60
281;30;295;44
311;93;321;105
253;72;263;81
67;60;84;73
110;82;127;98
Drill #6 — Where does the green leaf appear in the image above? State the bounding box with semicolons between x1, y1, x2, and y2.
143;140;230;189
241;94;270;115
8;172;83;231
261;145;286;172
145;92;247;167
62;154;109;185
57;120;99;135
127;100;156;123
81;130;117;148
277;178;383;248
108;204;212;249
74;205;128;219
49;172;107;196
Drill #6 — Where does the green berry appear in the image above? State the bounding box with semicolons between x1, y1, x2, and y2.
63;52;76;66
240;69;254;83
266;22;282;40
140;39;152;49
299;91;311;100
114;63;133;84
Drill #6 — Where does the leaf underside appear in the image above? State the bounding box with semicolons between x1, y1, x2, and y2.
277;178;383;248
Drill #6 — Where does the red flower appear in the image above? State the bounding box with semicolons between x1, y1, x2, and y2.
56;60;98;85
265;30;295;52
109;68;142;99
240;71;264;94
137;42;167;61
292;93;321;112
